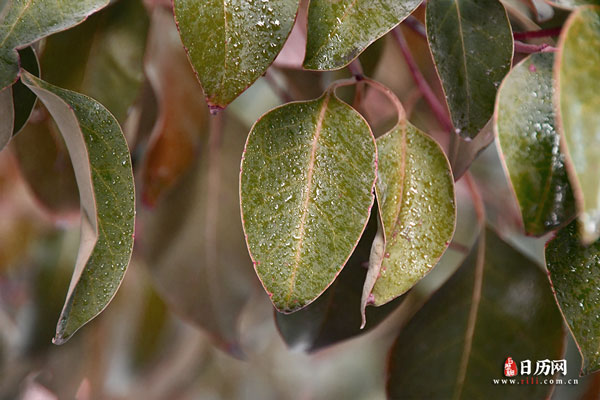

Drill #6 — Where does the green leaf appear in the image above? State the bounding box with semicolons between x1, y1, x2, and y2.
496;52;576;236
140;115;255;356
546;221;600;374
361;117;455;318
12;46;39;134
0;0;109;90
556;5;600;244
275;208;402;352
240;90;377;313
303;0;422;70
388;227;564;399
21;71;135;344
545;0;600;10
40;0;149;123
0;85;13;150
173;0;299;109
426;0;513;139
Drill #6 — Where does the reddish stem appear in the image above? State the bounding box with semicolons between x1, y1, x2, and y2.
514;41;557;54
513;27;562;40
404;16;427;41
391;28;453;133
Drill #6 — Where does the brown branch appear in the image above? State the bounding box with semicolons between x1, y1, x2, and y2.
513;27;562;40
391;27;453;133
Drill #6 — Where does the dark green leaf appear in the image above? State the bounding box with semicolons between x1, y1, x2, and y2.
0;0;109;90
140;115;256;355
388;227;564;399
496;52;576;236
556;5;600;244
173;0;299;109
21;71;135;344
546;220;600;374
362;117;455;318
0;85;13;150
426;0;513;139
240;90;377;312
40;0;149;123
303;0;421;70
276;208;402;352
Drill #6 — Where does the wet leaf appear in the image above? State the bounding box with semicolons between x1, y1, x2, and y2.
12;47;39;135
303;0;421;70
12;105;80;214
140;8;208;207
240;90;377;313
140;115;256;355
21;71;135;344
496;52;576;236
275;208;402;352
361;117;455;319
426;0;513;139
173;0;299;109
0;0;109;90
555;6;600;244
40;0;149;123
546;221;600;374
388;227;564;399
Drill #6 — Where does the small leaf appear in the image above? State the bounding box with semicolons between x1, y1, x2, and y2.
303;0;422;70
0;0;109;90
140;115;256;355
556;5;600;244
388;227;564;399
361;115;455;319
240;90;377;312
173;0;299;109
12;47;40;134
141;7;208;206
275;208;402;352
545;0;600;10
546;221;600;374
21;71;135;344
496;52;576;236
426;0;513;139
40;0;149;123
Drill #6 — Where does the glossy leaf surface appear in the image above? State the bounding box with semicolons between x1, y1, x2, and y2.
21;71;135;344
362;121;455;313
141;116;255;355
303;0;421;70
0;0;108;90
426;0;513;139
388;228;564;399
40;0;148;123
556;6;600;244
240;92;377;312
546;221;600;374
496;52;576;236
173;0;299;109
276;209;402;352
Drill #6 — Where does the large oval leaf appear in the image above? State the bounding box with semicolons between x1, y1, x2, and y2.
21;71;135;344
546;221;600;374
240;91;377;312
426;0;513;139
362;119;455;315
275;208;402;352
40;0;149;123
0;0;109;90
556;5;600;244
496;52;576;236
388;227;564;399
173;0;299;109
303;0;422;70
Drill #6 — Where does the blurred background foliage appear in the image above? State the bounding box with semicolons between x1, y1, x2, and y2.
1;0;599;399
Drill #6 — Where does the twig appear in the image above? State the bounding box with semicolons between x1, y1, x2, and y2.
264;70;293;103
404;16;427;41
513;27;562;40
347;59;366;109
514;41;557;54
391;27;453;133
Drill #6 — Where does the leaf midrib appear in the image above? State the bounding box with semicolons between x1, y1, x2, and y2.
285;94;331;304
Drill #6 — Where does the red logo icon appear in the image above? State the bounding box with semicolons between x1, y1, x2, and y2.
504;357;518;377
